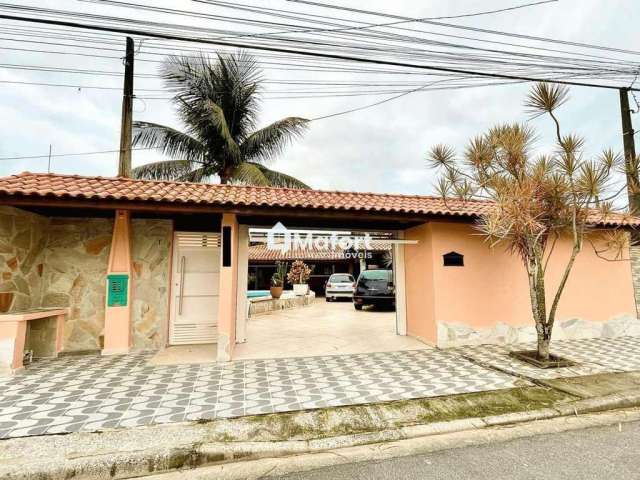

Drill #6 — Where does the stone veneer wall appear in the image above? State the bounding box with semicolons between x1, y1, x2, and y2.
0;209;174;354
0;206;48;312
40;218;113;351
131;219;172;350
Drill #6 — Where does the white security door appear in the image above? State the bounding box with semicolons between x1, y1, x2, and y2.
169;232;221;345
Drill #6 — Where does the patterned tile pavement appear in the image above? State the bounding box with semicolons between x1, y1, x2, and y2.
3;337;640;439
453;336;640;380
0;349;524;439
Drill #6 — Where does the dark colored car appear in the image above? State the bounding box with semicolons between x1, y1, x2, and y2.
353;269;395;310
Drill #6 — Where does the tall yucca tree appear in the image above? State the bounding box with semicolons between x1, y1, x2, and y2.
428;83;629;362
132;51;310;188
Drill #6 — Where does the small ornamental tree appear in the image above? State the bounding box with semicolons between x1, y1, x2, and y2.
287;260;312;285
428;83;632;361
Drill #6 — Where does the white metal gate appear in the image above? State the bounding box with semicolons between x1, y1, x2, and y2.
169;232;221;345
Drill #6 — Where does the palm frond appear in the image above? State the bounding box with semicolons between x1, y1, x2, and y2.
161;54;206;96
132;121;206;162
148;51;306;185
233;162;310;189
214;51;262;137
228;162;271;186
176;166;215;183
240;117;309;163
205;100;241;162
131;159;199;181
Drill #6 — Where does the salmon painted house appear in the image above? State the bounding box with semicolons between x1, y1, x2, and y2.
0;172;639;373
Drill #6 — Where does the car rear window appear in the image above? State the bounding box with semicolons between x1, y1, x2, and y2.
360;270;392;280
330;274;353;282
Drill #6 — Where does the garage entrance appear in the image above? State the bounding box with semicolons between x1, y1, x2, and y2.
234;225;422;360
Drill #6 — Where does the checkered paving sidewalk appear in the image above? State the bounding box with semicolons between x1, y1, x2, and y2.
452;336;640;380
0;349;522;439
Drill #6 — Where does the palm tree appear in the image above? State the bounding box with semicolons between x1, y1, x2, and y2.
131;51;310;188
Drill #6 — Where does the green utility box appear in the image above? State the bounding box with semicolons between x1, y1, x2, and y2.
107;274;129;307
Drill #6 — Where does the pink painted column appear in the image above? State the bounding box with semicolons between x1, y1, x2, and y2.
404;223;438;345
217;213;238;361
102;209;133;355
55;314;65;354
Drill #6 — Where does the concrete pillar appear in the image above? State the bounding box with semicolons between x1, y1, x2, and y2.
102;210;133;355
217;213;238;361
403;223;437;345
235;224;249;344
393;231;407;336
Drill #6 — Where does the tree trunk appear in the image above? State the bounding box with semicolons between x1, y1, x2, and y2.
219;166;233;185
527;251;551;361
537;332;551;360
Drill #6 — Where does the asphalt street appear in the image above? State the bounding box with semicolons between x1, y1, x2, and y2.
276;420;640;480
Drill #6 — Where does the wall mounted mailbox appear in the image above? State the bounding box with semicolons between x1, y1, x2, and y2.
107;274;129;307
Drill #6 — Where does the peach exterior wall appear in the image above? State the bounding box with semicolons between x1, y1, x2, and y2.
404;221;637;344
404;223;437;344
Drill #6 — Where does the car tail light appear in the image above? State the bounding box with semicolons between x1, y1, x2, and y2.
326;282;332;288
352;282;356;287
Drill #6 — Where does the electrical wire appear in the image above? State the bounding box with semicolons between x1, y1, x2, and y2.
0;147;154;161
0;11;637;91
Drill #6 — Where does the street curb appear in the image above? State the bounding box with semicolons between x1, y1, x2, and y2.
2;390;640;480
145;406;640;480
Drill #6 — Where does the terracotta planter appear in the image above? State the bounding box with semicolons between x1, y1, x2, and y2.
293;284;308;296
0;292;14;313
270;286;284;299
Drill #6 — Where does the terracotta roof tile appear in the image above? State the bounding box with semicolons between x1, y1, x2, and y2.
0;172;637;227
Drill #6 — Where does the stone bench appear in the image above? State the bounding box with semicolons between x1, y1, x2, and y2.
0;308;68;375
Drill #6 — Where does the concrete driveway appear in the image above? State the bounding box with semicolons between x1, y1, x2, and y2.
233;298;430;360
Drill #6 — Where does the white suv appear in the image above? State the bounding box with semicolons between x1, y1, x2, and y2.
325;273;356;302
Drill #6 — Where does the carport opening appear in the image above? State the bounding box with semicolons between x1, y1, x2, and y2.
235;225;418;360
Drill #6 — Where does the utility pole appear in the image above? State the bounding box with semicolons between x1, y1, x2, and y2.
118;36;134;177
620;88;640;246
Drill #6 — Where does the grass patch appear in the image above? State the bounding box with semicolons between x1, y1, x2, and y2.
211;387;576;442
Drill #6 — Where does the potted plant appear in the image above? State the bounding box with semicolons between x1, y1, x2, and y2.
287;260;312;296
270;261;287;299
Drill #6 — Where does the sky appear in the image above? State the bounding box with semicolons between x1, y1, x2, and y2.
0;0;638;198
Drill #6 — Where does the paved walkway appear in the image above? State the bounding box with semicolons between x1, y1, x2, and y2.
2;336;640;439
0;349;521;439
234;300;428;360
453;336;640;380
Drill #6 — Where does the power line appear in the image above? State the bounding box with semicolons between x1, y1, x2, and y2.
309;78;454;121
0;12;637;91
1;7;635;80
194;0;558;38
0;79;163;92
0;147;154;161
191;0;637;66
285;0;640;57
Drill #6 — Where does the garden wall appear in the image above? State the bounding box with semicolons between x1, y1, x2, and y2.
405;221;639;348
0;207;173;353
